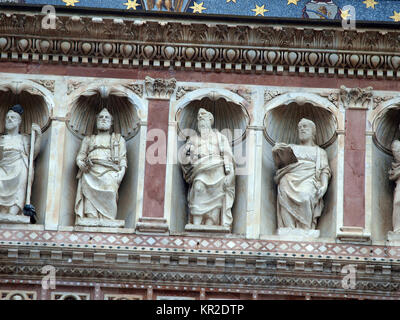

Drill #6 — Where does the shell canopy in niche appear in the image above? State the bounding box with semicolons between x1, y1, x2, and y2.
264;102;337;148
0;84;50;134
176;95;249;145
373;105;400;155
67;86;140;140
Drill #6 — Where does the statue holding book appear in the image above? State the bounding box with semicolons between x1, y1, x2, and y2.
272;118;331;237
74;108;127;228
0;105;42;224
181;108;235;232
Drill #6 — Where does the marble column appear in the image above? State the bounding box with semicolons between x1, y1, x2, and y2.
135;77;176;234
337;86;372;243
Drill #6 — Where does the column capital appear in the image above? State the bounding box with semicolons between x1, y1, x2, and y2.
339;85;373;110
145;76;176;100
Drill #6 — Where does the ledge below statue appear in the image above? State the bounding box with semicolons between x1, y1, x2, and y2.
277;227;320;240
0;213;30;224
75;217;125;228
387;231;400;244
185;224;231;234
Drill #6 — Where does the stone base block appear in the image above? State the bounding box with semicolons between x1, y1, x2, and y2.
337;226;371;244
0;213;30;224
75;217;125;228
135;217;169;234
387;231;400;243
277;227;320;239
184;224;231;234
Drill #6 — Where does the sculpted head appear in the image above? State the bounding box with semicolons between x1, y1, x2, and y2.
5;105;23;132
96;108;113;132
197;108;214;131
298;118;317;144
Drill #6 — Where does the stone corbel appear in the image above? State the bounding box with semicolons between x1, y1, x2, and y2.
145;76;176;100
339;85;373;110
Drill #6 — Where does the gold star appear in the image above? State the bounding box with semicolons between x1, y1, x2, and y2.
287;0;299;5
190;1;207;13
62;0;79;6
124;0;140;10
226;0;237;2
341;9;351;20
252;4;269;16
362;0;378;9
390;11;400;22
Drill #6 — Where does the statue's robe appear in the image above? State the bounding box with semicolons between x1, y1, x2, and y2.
181;131;234;228
75;133;127;220
0;134;30;212
274;144;331;230
389;161;400;233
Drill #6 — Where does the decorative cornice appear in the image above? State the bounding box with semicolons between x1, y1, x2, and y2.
0;11;399;80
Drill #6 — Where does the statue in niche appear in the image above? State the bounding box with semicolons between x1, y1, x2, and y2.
74;108;127;228
0;105;42;224
181;108;235;232
389;137;400;234
272;118;331;237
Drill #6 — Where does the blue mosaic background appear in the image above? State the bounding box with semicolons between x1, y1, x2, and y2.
11;0;400;22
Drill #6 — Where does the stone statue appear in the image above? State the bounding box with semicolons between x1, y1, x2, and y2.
181;108;235;232
272;118;331;237
0;104;42;224
389;137;400;233
74;108;127;228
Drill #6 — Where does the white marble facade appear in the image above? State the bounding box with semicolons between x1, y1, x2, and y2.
0;72;399;245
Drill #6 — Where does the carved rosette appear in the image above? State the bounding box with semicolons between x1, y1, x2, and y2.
339;86;373;110
145;76;176;100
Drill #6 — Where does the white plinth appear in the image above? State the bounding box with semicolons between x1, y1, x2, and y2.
75;217;125;228
185;224;231;233
277;227;320;239
387;231;400;244
0;213;30;224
